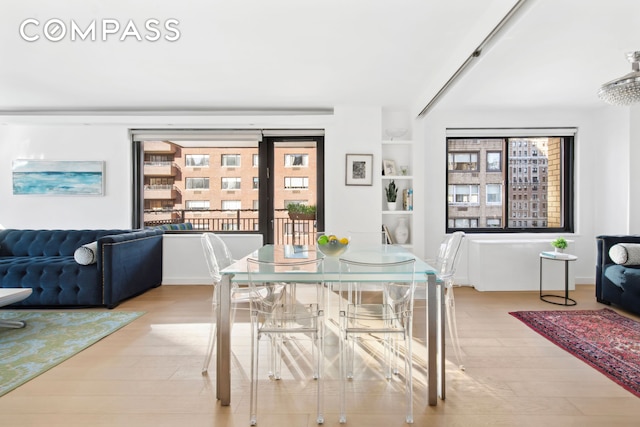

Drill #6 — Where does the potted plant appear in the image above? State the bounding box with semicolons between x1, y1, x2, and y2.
286;203;316;220
385;180;398;211
551;237;568;253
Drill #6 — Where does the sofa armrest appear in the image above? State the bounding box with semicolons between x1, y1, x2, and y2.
596;235;640;302
98;229;164;308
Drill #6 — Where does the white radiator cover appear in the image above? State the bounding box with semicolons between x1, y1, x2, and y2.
468;239;576;292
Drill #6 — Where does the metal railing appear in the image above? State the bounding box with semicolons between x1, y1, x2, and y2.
143;208;317;245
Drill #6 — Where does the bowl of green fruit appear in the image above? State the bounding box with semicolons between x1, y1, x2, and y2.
316;233;350;257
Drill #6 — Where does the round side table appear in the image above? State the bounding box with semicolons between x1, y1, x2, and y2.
539;252;577;306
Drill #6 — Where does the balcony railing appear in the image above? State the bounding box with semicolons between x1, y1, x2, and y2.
143;208;317;245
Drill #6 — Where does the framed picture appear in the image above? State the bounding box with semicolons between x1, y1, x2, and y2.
345;154;373;186
383;159;397;176
12;160;105;196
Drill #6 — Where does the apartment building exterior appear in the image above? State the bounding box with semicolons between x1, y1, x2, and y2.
142;141;317;238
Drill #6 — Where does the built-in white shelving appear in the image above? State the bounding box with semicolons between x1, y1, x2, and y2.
381;139;414;248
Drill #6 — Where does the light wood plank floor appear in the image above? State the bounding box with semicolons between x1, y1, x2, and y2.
1;284;639;426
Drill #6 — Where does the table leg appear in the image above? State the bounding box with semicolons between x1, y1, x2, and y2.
438;275;445;400
427;273;440;406
217;274;232;405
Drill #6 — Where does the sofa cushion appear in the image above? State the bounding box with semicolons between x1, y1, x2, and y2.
74;241;98;265
609;243;640;266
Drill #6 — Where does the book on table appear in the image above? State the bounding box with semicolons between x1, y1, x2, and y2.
541;251;571;259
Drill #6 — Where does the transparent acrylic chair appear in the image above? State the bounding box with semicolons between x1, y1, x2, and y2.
200;232;256;375
247;257;326;426
429;231;466;370
337;256;416;424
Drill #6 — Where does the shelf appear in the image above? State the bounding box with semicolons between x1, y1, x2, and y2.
382;210;413;215
382;175;412;180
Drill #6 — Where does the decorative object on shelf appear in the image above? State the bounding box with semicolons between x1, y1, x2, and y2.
383;159;397;176
384;128;407;140
598;51;640;106
399;165;409;176
394;217;409;244
402;188;414;211
12;160;104;196
345;153;373;186
287;203;316;220
385;180;398;210
551;237;568;253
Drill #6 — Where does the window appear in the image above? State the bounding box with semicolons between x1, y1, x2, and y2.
185;154;209;167
221;154;241;167
448;152;478;171
186;200;210;210
285;154;308;167
221;177;241;190
447;133;574;233
448;185;479;204
252;154;259;167
221;200;241;210
252;177;259;189
284;177;309;189
486;152;501;172
486;184;502;204
186;177;209;190
447;218;478;228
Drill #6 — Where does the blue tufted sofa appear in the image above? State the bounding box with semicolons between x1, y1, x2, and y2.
596;235;640;316
0;228;163;308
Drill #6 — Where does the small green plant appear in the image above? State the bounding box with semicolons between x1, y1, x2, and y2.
385;180;398;202
286;203;316;215
551;237;568;249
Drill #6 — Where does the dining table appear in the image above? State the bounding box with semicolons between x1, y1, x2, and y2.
216;243;445;406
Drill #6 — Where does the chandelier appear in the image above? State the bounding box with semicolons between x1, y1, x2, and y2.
598;51;640;106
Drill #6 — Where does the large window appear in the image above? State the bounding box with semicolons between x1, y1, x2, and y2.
285;154;309;167
186;177;209;190
186;200;210;210
284;176;309;189
221;177;241;190
221;154;241;167
446;133;574;233
185;154;209;167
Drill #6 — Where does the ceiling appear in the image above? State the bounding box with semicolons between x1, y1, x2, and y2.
1;0;638;116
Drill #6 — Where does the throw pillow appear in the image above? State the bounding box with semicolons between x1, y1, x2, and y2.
609;243;640;266
74;241;98;265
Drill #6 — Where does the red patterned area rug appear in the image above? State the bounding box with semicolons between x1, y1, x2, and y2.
510;308;640;397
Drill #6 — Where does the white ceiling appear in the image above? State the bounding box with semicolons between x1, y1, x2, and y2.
1;0;638;116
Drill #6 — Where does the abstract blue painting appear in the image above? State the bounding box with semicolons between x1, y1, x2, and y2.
12;160;104;196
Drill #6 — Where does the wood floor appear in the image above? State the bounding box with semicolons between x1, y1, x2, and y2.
1;284;639;426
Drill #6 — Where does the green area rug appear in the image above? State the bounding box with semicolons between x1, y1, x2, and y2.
0;310;144;397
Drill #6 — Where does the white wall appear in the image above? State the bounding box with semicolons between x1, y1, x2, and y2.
0;109;394;281
420;106;633;286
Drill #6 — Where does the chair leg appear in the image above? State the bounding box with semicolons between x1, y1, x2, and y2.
339;313;347;424
201;314;216;374
404;315;414;424
250;312;259;426
316;312;325;424
445;285;464;371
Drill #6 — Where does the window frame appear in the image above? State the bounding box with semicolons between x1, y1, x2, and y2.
446;133;574;234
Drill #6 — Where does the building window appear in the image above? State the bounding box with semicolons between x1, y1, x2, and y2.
486;218;501;227
285;154;309;167
486;152;501;172
486;184;502;204
447;218;478;228
447;134;574;233
221;154;241;167
448;152;478;171
221;200;241;210
185;154;209;167
448;185;479;204
221;177;241;190
252;154;259;167
186;177;210;190
252;199;259;210
186;200;210;210
253;177;259;189
284;177;309;189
